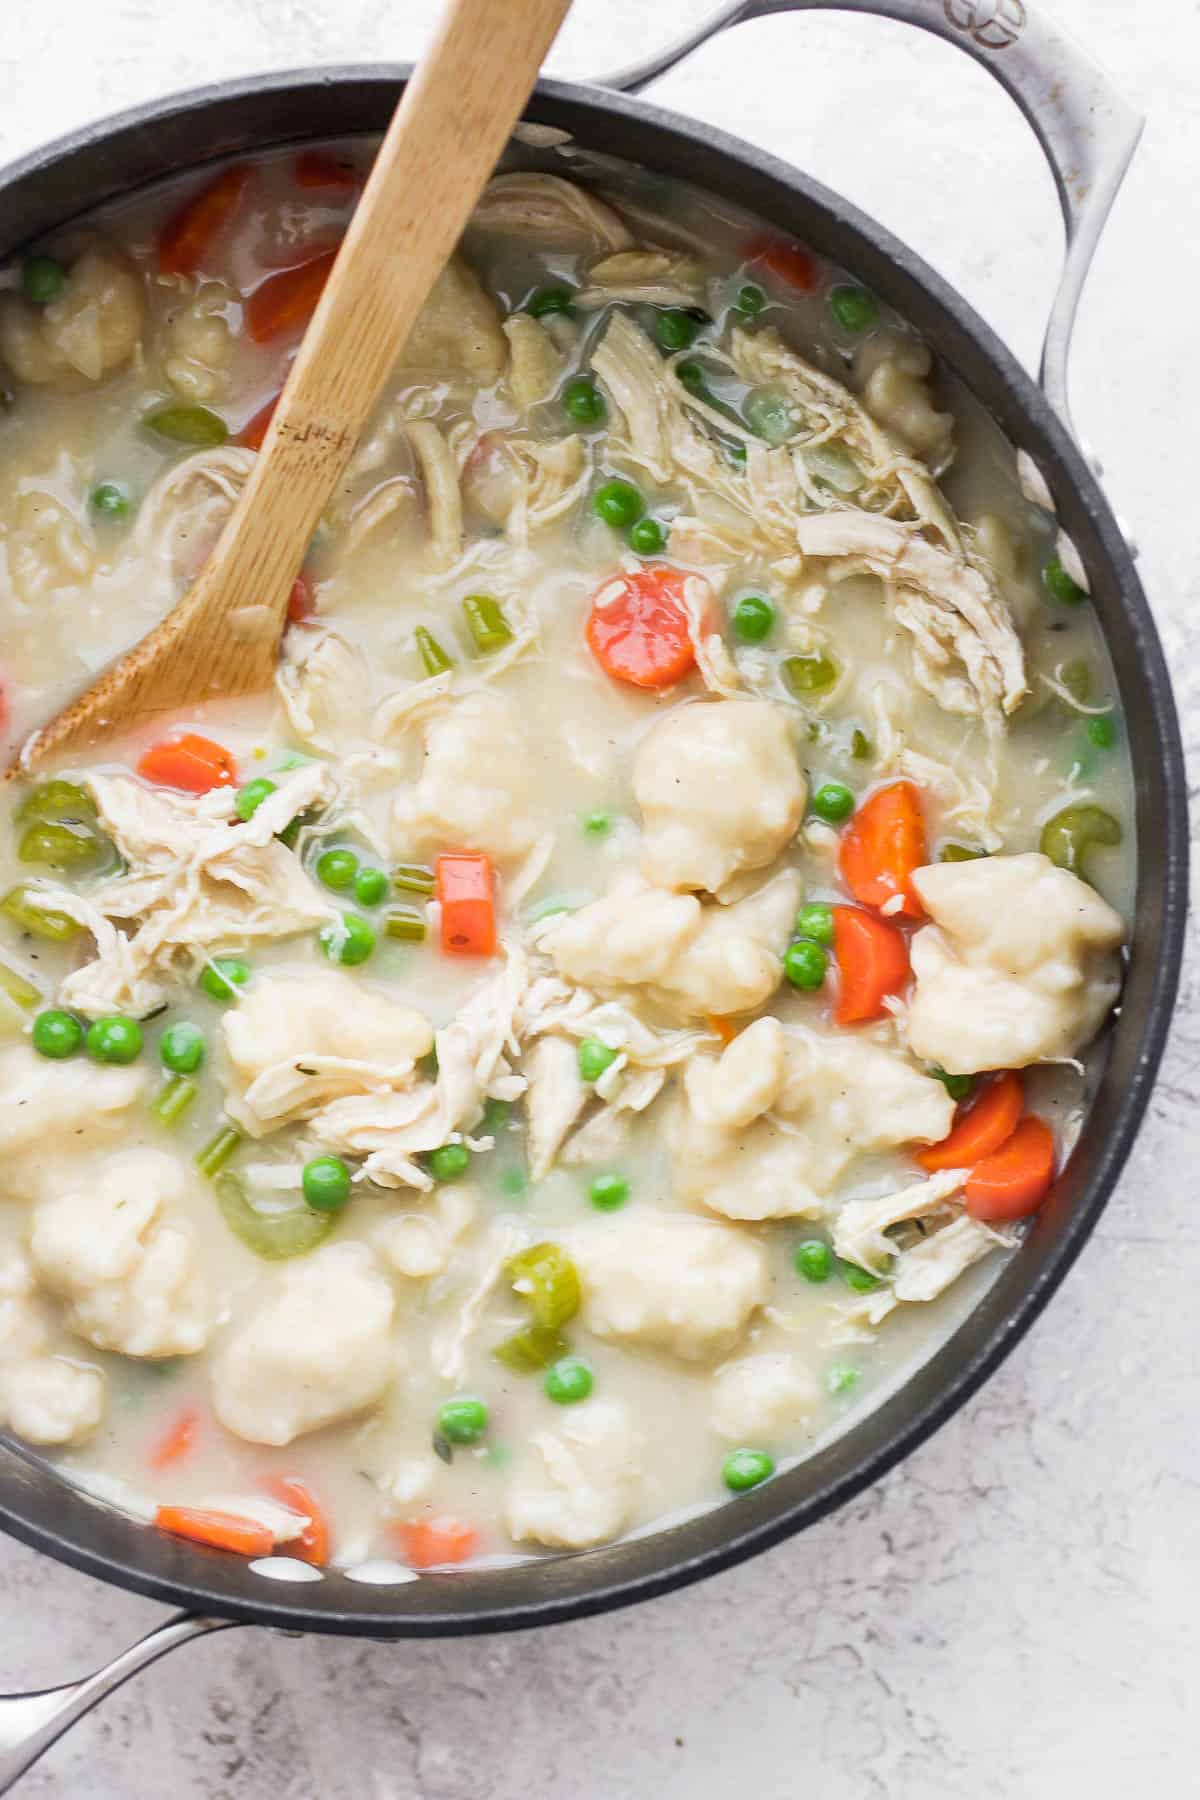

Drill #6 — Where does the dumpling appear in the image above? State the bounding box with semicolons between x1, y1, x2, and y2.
399;253;506;380
30;1148;210;1358
2;1356;105;1447
505;1398;641;1550
211;1242;396;1445
906;853;1126;1074
0;1045;145;1183
711;1352;820;1443
566;1214;766;1363
633;701;805;895
392;689;543;862
0;245;144;386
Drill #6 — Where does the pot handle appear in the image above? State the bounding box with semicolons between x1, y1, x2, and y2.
0;1611;241;1793
595;0;1143;441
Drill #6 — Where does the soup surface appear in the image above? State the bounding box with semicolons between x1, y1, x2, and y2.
0;141;1132;1575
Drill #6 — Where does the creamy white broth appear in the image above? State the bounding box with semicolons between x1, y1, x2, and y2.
0;140;1132;1571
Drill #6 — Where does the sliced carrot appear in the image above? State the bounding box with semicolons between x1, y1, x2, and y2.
246;248;338;343
435;852;497;957
832;904;910;1025
917;1071;1023;1172
264;1475;330;1567
747;231;821;293
294;149;362;190
706;1014;738;1046
137;732;236;793
148;1405;200;1472
156;1506;273;1557
838;781;928;917
395;1516;479;1570
288;571;317;625
159;165;251;277
586;565;697;690
236;392;280;452
966;1116;1056;1222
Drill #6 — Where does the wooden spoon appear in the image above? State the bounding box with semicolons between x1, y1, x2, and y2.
16;0;571;773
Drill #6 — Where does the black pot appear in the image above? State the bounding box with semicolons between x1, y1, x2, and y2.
0;6;1186;1726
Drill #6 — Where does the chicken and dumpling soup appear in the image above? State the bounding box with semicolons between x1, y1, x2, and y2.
0;143;1132;1572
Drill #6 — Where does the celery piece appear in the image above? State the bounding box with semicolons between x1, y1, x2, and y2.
505;1241;581;1329
216;1173;334;1260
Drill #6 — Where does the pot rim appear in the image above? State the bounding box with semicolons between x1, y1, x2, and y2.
0;64;1187;1637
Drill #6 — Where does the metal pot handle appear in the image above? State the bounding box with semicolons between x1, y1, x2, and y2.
0;1612;240;1793
596;0;1143;441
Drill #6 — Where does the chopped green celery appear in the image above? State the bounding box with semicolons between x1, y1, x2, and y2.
744;389;794;446
142;403;228;446
804;440;863;494
0;886;80;942
462;594;514;655
781;653;838;696
1040;804;1122;877
505;1241;581;1328
17;820;107;871
415;626;454;677
0;958;41;1011
216;1173;334;1260
1058;658;1094;706
151;1074;198;1127
393;862;435;895
492;1323;570;1372
17;781;97;825
195;1124;242;1179
939;842;987;863
384;906;427;943
850;729;872;761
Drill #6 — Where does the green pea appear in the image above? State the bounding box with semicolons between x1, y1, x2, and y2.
142;403;229;447
86;1015;143;1065
499;1166;528;1201
675;359;708;396
582;810;612;837
22;256;67;304
578;1037;617;1082
928;1066;974;1103
481;1096;510;1136
492;1323;569;1372
562;376;605;424
1040;803;1121;877
383;906;428;943
506;1242;581;1329
89;482;131;520
744;390;793;445
851;729;872;761
592;478;644;529
462;594;513;655
31;1008;83;1060
782;653;838;696
795;903;834;946
732;594;774;643
438;1395;488;1444
151;1073;198;1127
1087;714;1117;750
160;1020;205;1074
839;1258;883;1293
234;778;277;822
657;308;699;353
527;285;576;318
628;516;665;556
734;282;766;318
319;913;375;966
1043;553;1087;606
427;1142;470;1183
415;625;454;676
811;782;855;824
940;842;987;863
315;847;358;891
589;1173;629;1212
199;955;249;1001
353;866;388;907
794;1240;833;1283
0;885;79;942
784;939;828;991
722;1449;774;1493
829;284;879;333
302;1154;351;1213
544;1357;594;1405
827;1363;860;1395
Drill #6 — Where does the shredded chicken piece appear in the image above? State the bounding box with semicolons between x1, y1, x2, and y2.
502;315;564;411
130;446;255;580
406;419;463;567
276;628;373;753
576;249;705;308
832;1169;968;1273
471;173;634;252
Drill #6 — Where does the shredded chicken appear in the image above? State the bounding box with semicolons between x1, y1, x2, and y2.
471;173;634;253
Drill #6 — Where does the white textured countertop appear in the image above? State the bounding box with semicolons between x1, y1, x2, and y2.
0;2;1195;1793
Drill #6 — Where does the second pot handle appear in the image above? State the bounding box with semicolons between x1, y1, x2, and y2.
595;0;1143;442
